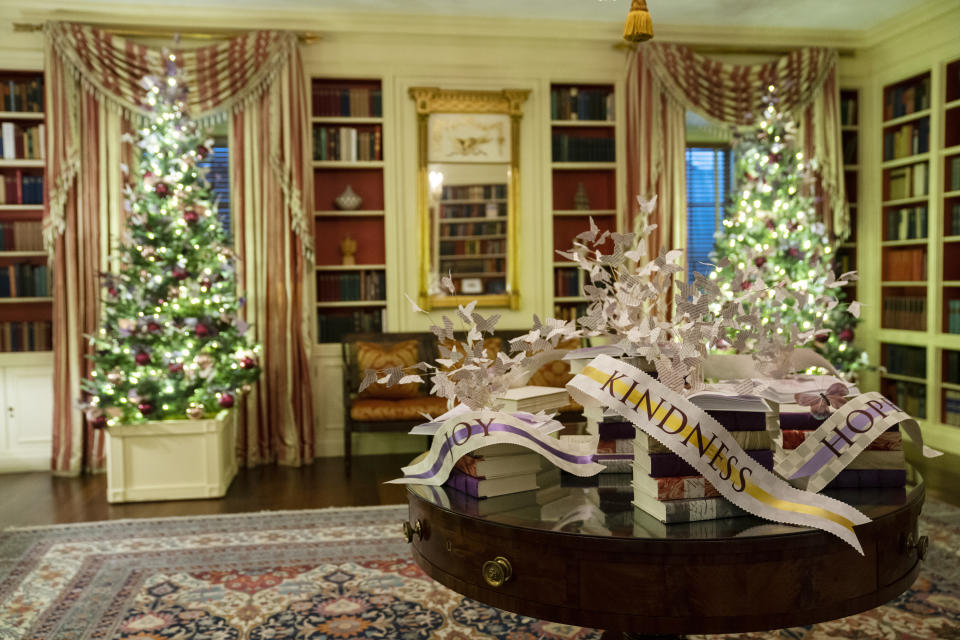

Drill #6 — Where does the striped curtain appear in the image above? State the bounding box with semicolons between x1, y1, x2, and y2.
44;23;315;474
626;43;849;252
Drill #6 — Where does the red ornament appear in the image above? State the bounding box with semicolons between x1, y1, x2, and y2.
168;362;184;374
138;401;155;415
195;323;211;337
108;286;118;297
172;267;189;281
196;145;210;160
200;278;212;290
146;321;162;333
154;182;170;198
839;328;855;342
91;415;108;429
135;352;151;366
184;209;200;225
740;281;752;291
766;219;776;231
787;247;800;259
754;256;767;268
815;332;830;343
218;393;235;409
241;356;256;369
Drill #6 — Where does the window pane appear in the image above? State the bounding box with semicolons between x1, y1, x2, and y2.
198;141;231;242
685;147;730;281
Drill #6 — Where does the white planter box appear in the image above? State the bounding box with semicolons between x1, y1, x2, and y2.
105;410;237;503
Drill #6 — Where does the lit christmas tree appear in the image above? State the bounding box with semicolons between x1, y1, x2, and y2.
710;86;868;379
82;57;260;426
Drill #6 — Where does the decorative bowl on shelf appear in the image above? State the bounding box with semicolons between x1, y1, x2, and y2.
335;185;363;210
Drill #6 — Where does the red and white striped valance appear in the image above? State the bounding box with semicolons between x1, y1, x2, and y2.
45;22;297;124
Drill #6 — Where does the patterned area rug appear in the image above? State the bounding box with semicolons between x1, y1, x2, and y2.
0;501;957;640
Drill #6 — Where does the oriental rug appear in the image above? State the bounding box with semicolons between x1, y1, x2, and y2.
0;501;957;640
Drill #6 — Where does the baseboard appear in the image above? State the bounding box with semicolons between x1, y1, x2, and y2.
314;431;429;458
0;453;49;473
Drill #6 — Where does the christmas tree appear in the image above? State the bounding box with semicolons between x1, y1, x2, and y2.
710;86;868;379
82;56;260;426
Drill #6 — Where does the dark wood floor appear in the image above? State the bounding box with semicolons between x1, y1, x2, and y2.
1;448;957;529
0;454;413;528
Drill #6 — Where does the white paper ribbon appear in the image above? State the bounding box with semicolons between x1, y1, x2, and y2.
777;392;941;493
389;411;605;485
567;355;871;554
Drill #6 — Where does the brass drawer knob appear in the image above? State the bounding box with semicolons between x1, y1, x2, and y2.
482;556;513;587
402;519;423;543
906;532;929;560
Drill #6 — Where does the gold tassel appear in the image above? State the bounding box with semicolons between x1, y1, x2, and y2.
623;0;654;43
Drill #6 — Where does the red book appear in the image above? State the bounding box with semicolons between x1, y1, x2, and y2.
14;170;22;205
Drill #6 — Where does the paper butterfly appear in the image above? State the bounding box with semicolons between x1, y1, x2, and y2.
794;382;849;419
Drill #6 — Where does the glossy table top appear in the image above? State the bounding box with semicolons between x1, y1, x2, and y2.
407;469;922;541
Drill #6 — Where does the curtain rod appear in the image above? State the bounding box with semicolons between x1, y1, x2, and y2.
13;22;321;44
614;42;855;57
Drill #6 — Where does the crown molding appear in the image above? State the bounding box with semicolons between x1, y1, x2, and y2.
860;0;960;50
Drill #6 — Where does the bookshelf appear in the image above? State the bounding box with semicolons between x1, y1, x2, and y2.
549;83;619;322
311;77;387;343
0;69;50;353
838;89;859;299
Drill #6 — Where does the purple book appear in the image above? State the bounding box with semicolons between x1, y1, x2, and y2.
598;421;635;439
779;412;828;430
705;410;767;431
644;449;774;478
824;468;906;489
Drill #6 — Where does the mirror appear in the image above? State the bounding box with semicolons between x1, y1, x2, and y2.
410;87;530;309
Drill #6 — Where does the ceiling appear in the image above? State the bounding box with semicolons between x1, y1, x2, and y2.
8;0;937;32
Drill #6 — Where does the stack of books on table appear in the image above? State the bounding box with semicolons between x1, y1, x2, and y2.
777;404;906;489
446;444;565;500
585;405;635;474
497;385;571;414
631;404;775;523
445;466;566;519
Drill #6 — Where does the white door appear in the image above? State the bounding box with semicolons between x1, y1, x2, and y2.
1;365;53;471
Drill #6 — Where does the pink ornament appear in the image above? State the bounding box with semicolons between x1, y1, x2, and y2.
195;323;211;337
172;267;189;281
168;362;184;374
184;209;200;225
839;329;854;342
154;182;170;198
137;401;155;415
241;356;256;369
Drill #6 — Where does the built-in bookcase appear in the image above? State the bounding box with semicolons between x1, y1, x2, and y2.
311;77;387;343
549;82;618;322
0;69;50;353
838;88;859;300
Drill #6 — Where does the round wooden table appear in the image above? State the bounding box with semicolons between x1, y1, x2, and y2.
405;473;927;638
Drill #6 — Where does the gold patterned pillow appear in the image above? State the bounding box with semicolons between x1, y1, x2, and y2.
356;340;421;399
527;337;581;388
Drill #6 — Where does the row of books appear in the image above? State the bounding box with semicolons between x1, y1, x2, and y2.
316;271;385;302
441;184;507;201
441;257;505;275
0;78;43;113
947;351;960;384
0;263;49;297
554;302;587;323
842;131;858;164
882;247;926;281
312;126;382;162
550;87;614;122
317;308;383;343
882;296;926;331
949;156;960;193
0;321;51;352
882;119;929;161
312;86;382;118
887;163;928;201
951;203;960;237
885;380;927;420
438;221;505;236
551;134;615;163
439;239;505;256
833;250;854;275
840;94;858;126
438;202;505;219
554;268;581;297
947;300;960;335
944;390;960;427
885;206;928;241
884;344;926;379
0;122;44;160
0;172;43;205
0;220;43;251
883;77;930;121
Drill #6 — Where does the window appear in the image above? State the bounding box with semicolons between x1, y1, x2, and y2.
197;138;231;242
685;146;732;281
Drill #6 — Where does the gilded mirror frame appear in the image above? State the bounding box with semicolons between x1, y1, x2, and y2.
409;87;530;310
